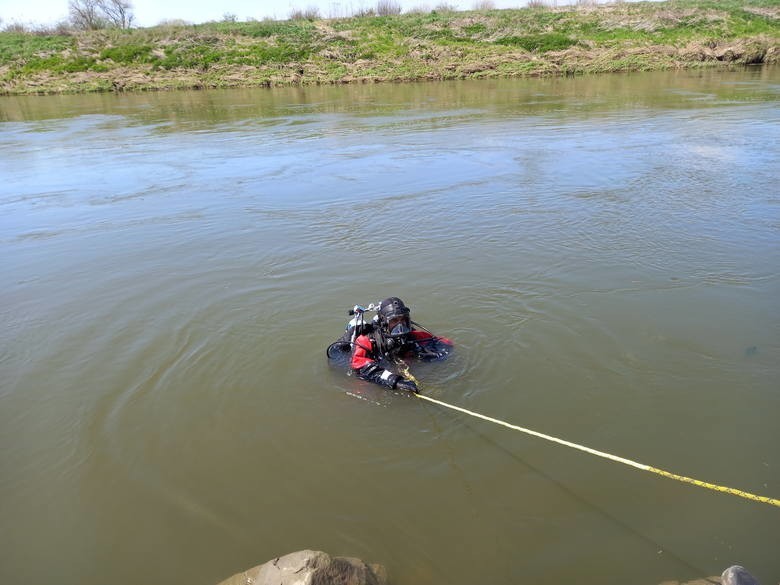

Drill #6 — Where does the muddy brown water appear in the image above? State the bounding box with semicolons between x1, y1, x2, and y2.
1;68;779;585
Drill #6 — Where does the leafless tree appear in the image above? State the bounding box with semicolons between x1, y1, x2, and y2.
69;0;134;30
98;0;134;28
69;0;105;30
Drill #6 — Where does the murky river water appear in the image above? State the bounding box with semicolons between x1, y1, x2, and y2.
1;68;779;585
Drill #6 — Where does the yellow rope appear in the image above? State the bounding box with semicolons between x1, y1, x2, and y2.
416;393;780;508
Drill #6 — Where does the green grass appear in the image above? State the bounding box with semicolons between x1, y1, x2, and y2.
0;33;74;62
1;0;778;93
208;19;317;39
495;33;577;52
99;44;155;63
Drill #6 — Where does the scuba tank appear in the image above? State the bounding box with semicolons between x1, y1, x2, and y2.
326;300;442;360
326;303;380;359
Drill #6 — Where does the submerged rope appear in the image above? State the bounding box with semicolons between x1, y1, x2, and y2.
416;393;780;509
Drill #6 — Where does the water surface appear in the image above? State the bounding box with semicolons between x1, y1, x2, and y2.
1;68;779;585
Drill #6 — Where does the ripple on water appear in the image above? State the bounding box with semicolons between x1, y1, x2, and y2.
3;74;780;585
77;288;263;532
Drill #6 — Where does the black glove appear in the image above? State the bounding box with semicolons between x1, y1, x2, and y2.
414;342;447;362
394;378;419;393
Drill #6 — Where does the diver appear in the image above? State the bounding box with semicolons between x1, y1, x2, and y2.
326;297;453;394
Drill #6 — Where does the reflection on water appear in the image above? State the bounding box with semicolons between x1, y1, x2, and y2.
2;67;779;127
1;68;779;585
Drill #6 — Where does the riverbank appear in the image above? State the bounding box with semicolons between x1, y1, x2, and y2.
1;0;778;95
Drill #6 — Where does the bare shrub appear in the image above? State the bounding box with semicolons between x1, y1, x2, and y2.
527;0;549;8
3;19;73;35
32;21;74;35
434;3;457;12
53;21;75;34
302;6;321;19
3;21;29;33
376;0;402;15
290;6;321;20
156;18;191;27
473;0;495;9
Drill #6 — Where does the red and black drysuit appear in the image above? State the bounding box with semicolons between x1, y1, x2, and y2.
350;327;453;390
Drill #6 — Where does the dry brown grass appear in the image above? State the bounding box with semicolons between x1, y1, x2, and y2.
743;6;780;19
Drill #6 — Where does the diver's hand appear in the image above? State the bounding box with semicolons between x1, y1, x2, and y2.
395;378;419;393
414;342;447;361
419;349;445;361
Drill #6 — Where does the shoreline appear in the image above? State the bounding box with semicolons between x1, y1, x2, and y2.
2;43;776;97
1;0;778;96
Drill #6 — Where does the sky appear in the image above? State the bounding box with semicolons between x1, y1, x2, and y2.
1;0;589;28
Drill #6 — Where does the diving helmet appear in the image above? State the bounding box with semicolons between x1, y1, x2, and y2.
378;296;411;338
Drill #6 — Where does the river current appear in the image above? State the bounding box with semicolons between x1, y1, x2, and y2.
1;68;779;585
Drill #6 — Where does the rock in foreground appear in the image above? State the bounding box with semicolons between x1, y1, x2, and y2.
721;565;760;585
217;550;387;585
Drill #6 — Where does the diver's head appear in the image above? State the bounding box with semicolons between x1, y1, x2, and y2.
378;297;411;341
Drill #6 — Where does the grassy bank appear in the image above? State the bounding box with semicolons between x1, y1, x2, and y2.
1;0;778;95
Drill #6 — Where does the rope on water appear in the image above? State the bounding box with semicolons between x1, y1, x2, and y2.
415;393;780;509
